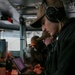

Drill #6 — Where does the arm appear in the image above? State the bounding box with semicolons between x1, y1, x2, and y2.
53;38;75;75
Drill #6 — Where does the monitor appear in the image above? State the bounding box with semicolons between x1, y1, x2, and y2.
0;39;7;59
12;57;27;73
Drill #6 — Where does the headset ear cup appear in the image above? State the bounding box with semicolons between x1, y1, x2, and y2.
46;6;59;23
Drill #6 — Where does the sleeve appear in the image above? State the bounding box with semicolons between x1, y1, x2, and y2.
53;38;75;75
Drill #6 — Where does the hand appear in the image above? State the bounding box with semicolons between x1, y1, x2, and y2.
44;37;52;46
33;64;43;74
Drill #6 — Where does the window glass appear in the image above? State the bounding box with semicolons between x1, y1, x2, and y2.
0;30;42;51
0;30;20;51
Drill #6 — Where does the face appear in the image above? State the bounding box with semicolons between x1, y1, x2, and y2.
61;0;75;17
41;16;59;36
42;25;46;31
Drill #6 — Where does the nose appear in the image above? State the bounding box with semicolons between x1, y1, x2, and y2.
42;25;46;31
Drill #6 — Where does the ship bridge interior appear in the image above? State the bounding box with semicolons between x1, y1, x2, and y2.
0;0;75;60
0;0;75;75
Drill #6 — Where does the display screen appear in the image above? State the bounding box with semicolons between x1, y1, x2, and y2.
13;57;26;72
0;39;7;58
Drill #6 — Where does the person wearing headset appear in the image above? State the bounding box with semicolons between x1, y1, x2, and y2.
30;0;75;75
30;1;64;75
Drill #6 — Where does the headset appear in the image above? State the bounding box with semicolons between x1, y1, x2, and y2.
45;6;66;23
